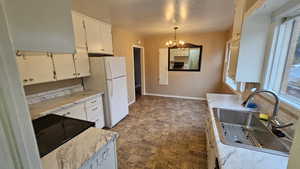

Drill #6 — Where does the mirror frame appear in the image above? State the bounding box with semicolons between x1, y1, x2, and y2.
168;43;203;72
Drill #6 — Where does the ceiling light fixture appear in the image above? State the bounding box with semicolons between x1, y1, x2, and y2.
166;26;185;48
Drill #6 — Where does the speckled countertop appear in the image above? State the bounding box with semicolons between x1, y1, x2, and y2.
206;93;288;169
29;90;104;120
41;127;118;169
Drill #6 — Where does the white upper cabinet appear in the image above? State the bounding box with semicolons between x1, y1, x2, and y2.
52;54;77;80
84;15;113;55
85;16;103;53
4;0;75;53
100;22;113;54
16;53;55;86
16;51;91;86
71;11;87;49
74;48;90;77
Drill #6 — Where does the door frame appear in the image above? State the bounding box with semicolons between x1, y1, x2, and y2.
131;45;145;103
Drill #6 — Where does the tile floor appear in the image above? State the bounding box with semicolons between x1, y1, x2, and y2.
110;96;209;169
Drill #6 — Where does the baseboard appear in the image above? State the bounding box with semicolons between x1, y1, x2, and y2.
145;93;206;100
128;99;136;106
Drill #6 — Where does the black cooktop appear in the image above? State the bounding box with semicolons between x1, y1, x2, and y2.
32;114;95;157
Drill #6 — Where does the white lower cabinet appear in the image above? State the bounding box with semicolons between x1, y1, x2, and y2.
52;95;105;128
85;96;105;128
206;118;218;169
80;140;117;169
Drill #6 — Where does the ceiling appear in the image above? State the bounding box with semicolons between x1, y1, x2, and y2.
72;0;235;35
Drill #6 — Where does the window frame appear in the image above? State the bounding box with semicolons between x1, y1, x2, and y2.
263;17;300;109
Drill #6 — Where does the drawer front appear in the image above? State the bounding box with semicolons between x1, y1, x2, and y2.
85;97;100;108
53;103;87;120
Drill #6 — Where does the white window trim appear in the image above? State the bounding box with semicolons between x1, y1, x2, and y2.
263;18;300;112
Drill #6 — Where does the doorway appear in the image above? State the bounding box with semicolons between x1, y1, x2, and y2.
134;47;142;99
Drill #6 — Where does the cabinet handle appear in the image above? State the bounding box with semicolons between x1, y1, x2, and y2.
65;112;71;115
77;73;81;76
23;79;28;83
73;73;77;76
92;107;98;111
102;149;109;160
90;100;97;104
29;78;34;82
101;49;104;51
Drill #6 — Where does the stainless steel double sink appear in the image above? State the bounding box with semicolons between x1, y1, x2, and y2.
213;108;290;156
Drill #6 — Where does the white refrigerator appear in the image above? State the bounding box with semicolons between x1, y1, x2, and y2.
85;57;129;128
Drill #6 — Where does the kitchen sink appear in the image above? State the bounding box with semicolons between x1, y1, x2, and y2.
213;108;290;156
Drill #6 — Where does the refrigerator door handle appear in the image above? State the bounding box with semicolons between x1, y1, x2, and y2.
111;79;114;97
107;62;112;79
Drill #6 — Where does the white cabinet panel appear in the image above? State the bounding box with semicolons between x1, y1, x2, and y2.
85;16;103;53
71;11;87;49
4;0;75;53
52;54;76;80
20;53;55;85
159;48;169;85
74;48;90;77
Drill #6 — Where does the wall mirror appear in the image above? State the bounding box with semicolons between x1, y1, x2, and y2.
168;43;202;71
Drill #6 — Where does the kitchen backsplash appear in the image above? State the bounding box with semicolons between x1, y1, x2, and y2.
26;84;83;105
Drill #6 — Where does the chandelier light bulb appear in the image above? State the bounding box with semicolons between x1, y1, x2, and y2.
165;27;186;48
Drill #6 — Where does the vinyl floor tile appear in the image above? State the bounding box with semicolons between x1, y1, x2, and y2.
109;96;208;169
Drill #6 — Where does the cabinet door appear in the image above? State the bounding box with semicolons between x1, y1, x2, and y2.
16;55;28;84
23;53;55;85
99;142;117;169
71;11;87;48
100;22;113;54
85;96;104;128
52;54;76;80
74;48;90;77
85;16;103;53
4;0;75;53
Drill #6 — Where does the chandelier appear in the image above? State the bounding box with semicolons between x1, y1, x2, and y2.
166;26;185;48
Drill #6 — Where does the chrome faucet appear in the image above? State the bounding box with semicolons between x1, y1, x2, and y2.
243;90;293;129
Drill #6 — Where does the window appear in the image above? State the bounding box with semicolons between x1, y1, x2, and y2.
265;16;300;106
